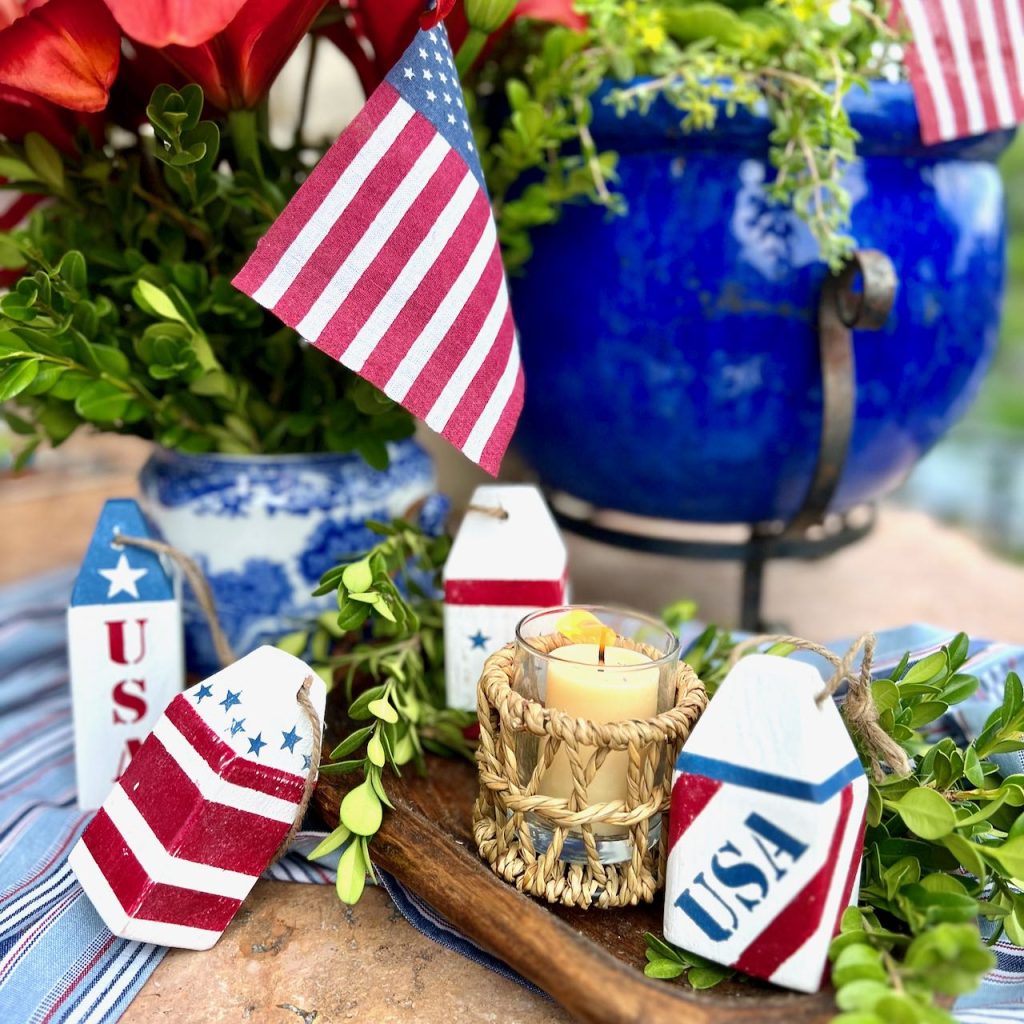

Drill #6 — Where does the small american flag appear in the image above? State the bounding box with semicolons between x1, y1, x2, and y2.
895;0;1024;144
234;24;522;476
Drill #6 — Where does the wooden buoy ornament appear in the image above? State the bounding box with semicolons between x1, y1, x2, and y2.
663;654;869;993
68;498;184;811
69;646;325;950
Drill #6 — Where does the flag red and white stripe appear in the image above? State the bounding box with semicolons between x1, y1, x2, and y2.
234;24;523;475
895;0;1024;143
68;647;324;950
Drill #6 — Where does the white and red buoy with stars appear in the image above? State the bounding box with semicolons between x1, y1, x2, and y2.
68;646;325;950
442;485;568;710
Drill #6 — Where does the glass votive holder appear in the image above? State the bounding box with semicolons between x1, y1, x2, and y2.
473;605;707;909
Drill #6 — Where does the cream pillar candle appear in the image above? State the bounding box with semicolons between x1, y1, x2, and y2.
539;643;660;829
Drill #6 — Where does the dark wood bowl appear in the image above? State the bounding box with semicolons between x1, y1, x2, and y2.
312;699;838;1024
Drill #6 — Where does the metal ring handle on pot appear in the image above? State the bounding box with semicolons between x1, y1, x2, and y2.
785;249;898;535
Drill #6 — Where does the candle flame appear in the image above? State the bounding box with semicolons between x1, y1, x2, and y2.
556;610;617;664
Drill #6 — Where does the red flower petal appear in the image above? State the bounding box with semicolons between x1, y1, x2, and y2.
421;0;456;30
514;0;586;28
0;0;121;112
103;0;249;48
162;0;328;109
0;84;78;150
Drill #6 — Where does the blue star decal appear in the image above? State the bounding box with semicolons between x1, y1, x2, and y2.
247;733;267;757
469;630;490;650
302;754;312;771
230;717;246;736
194;684;213;704
281;725;301;753
219;689;242;712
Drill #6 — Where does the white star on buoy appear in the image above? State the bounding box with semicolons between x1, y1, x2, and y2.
98;553;148;599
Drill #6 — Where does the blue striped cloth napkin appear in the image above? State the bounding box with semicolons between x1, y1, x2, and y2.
1;573;1023;1022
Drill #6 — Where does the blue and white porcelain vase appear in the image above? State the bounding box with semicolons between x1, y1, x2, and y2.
138;440;444;674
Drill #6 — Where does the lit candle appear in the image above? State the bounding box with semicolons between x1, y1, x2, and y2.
539;642;659;831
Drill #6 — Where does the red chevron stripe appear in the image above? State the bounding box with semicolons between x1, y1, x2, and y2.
668;772;722;853
820;801;868;987
82;810;241;932
123;734;292;875
164;697;305;802
734;786;854;978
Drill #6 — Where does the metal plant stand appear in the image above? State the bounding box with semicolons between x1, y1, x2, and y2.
547;250;899;632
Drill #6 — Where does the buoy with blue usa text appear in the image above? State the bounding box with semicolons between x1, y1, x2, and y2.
663;654;869;993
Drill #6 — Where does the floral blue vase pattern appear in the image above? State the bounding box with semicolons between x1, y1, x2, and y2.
139;441;444;674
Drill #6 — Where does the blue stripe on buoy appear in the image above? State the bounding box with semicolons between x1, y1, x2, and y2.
674;753;864;803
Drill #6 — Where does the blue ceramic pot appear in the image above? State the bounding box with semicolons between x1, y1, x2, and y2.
510;82;1014;523
139;441;445;674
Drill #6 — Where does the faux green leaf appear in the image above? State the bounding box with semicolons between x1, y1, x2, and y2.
348;685;386;720
335;839;366;905
24;132;64;191
367;697;398;724
339;780;383;836
893;787;957;840
330;726;373;760
134;280;186;323
0;359;39;400
342;559;374;593
988;836;1024;880
901;652;948;688
307;824;351;861
643;960;685;980
275;630;308;657
834;979;892;1012
686;964;732;989
367;730;386;768
74;380;132;422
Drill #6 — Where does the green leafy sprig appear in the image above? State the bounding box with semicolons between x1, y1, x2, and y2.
286;519;476;904
0;85;413;465
645;631;1024;1022
643;931;735;987
475;0;898;273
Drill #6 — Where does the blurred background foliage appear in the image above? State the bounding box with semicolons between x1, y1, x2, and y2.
897;134;1024;556
976;135;1024;432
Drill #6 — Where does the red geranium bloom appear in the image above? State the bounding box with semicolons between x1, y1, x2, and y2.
0;0;121;112
102;0;250;48
145;0;331;110
324;0;585;97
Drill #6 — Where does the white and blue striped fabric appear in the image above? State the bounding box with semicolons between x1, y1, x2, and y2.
0;571;333;1024
1;574;1024;1022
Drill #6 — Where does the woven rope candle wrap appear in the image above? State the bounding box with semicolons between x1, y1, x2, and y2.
473;633;707;909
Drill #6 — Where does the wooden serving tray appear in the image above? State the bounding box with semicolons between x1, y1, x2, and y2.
313;746;840;1024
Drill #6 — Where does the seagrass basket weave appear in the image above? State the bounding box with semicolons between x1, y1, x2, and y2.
472;633;707;909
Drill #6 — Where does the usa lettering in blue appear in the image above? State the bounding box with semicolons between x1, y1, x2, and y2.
674;812;808;942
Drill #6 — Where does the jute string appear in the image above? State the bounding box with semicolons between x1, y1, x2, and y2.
466;503;509;520
115;533;321;859
726;631;912;782
116;534;236;669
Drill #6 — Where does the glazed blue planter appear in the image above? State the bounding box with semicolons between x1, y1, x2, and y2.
510;82;1014;523
139;441;444;674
